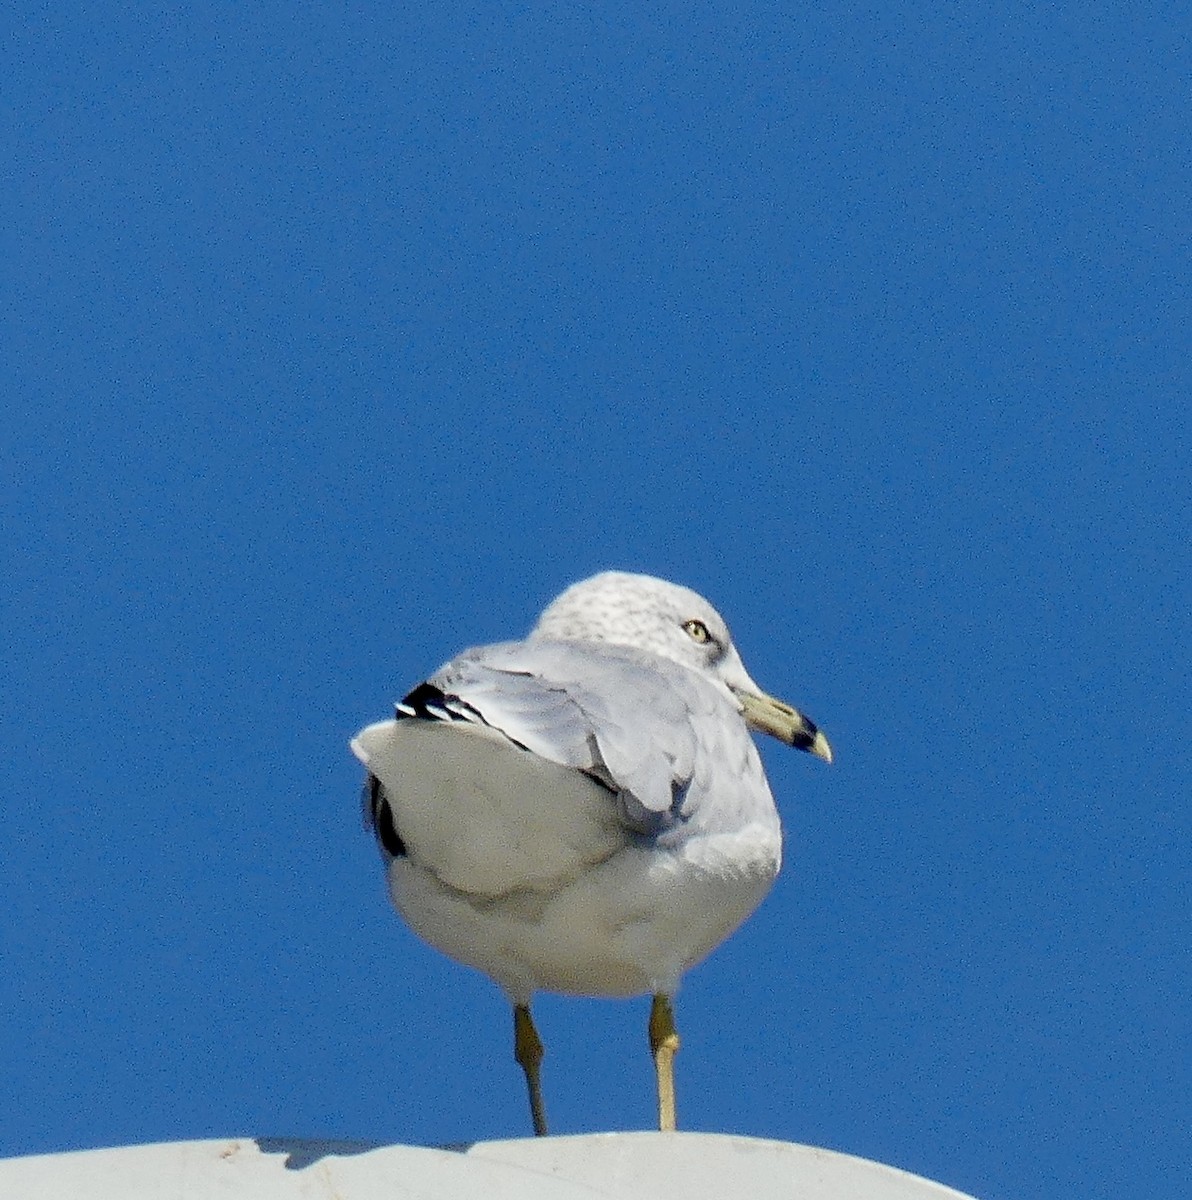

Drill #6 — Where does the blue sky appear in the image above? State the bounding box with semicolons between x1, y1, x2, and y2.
2;4;1187;1198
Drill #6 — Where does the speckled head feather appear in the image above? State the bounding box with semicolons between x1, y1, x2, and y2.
529;570;742;679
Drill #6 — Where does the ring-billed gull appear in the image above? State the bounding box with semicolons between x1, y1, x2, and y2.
351;571;831;1135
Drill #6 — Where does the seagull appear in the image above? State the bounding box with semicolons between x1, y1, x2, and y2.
351;571;831;1135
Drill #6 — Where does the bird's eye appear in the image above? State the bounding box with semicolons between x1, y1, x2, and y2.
683;619;711;644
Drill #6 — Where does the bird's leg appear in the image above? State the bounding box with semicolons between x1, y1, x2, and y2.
513;1003;548;1137
648;993;680;1132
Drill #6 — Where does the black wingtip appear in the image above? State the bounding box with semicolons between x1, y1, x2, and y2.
365;775;407;858
397;681;449;719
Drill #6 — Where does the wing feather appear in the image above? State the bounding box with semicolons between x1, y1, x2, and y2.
433;639;707;828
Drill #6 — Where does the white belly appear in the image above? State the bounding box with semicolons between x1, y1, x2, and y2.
389;823;781;1001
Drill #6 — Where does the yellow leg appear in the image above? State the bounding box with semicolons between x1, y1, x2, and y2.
649;993;680;1132
513;1003;548;1137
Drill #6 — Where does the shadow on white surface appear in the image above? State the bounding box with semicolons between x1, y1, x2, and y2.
0;1132;983;1199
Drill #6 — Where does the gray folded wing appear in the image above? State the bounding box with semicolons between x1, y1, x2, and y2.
427;638;761;837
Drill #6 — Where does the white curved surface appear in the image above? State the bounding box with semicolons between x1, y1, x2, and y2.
0;1133;981;1199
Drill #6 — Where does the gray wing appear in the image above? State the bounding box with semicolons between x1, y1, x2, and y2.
417;638;752;835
